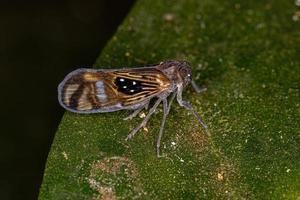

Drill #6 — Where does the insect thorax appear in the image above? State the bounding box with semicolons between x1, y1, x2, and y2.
158;60;192;87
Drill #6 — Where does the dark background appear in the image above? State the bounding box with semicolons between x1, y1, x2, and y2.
0;1;135;199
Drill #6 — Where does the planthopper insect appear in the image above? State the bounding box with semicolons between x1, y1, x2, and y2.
58;60;207;157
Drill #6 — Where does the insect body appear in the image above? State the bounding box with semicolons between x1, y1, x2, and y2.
58;60;207;156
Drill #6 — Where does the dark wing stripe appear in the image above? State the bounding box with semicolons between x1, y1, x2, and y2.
126;90;159;100
122;90;154;98
113;72;142;78
125;91;158;103
69;84;85;108
119;77;159;84
113;72;162;85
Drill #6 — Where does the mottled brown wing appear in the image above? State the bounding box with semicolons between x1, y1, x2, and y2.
58;67;171;113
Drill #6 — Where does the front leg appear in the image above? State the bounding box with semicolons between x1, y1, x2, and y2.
191;80;207;93
177;84;208;130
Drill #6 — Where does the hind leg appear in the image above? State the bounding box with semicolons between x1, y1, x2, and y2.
126;99;162;140
123;101;149;120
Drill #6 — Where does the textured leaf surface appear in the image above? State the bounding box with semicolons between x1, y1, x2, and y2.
39;0;300;199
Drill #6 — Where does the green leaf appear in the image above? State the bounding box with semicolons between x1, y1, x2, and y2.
39;0;300;199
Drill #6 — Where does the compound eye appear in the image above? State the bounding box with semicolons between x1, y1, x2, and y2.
180;68;188;75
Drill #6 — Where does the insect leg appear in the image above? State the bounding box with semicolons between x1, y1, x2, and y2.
191;80;207;93
177;84;208;130
126;99;162;140
123;102;149;121
156;98;169;157
144;101;150;110
167;91;176;113
156;92;177;156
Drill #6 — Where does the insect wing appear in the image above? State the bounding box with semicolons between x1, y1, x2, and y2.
58;67;171;113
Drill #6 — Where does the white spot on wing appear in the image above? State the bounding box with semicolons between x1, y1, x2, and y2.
132;81;136;85
115;103;122;108
120;78;125;82
96;81;104;89
97;94;107;100
95;81;107;101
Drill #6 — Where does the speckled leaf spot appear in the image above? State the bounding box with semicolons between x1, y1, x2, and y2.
58;60;208;156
